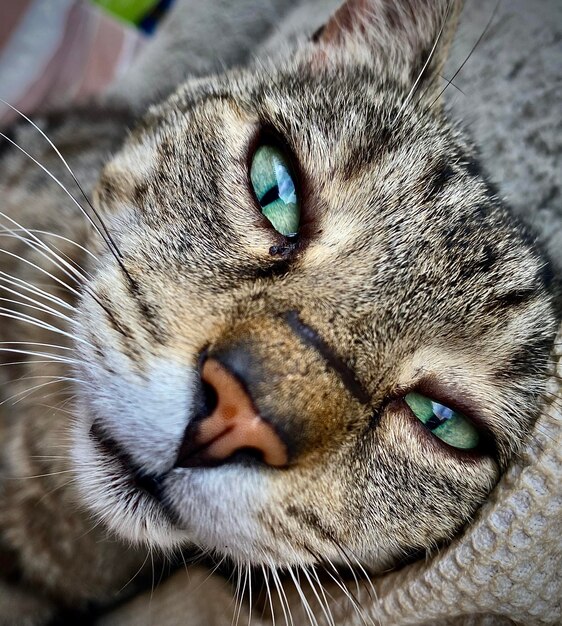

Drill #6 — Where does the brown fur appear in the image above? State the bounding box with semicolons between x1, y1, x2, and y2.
0;1;558;623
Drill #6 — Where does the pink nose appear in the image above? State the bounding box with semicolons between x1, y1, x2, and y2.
184;358;288;467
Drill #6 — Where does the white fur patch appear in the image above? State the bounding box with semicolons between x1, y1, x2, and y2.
163;466;275;562
80;357;195;475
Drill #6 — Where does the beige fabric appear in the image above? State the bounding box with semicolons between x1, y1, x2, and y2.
98;328;562;625
99;567;248;626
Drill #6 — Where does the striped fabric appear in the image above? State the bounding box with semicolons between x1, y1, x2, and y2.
0;0;147;126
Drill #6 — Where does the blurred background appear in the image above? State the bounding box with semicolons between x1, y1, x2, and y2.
0;0;174;126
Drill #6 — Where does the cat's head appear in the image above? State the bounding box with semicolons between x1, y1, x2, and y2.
71;0;557;572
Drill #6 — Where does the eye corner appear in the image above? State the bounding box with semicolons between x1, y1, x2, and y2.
268;237;299;258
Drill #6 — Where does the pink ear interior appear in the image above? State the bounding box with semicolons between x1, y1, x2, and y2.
316;0;372;45
310;0;461;108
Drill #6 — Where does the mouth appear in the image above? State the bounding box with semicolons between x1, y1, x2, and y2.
89;421;169;502
86;415;270;549
82;353;291;549
81;421;193;548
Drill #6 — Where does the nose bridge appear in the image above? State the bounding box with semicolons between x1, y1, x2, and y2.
175;312;363;469
212;313;325;399
218;311;370;408
214;313;364;452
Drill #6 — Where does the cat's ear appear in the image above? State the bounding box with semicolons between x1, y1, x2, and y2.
312;0;463;108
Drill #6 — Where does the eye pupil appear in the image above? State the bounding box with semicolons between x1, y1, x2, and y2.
250;144;300;237
258;184;280;206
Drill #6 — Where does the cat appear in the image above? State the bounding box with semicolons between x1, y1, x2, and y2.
0;0;558;624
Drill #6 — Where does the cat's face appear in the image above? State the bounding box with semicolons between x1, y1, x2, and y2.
71;0;556;572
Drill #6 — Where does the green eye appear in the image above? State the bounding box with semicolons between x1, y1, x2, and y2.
250;144;300;236
404;392;479;450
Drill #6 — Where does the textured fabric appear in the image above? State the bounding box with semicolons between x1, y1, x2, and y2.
0;0;145;127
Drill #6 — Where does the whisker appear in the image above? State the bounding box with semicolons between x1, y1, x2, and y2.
326;539;365;604
0;213;90;285
438;73;465;96
0;379;75;406
2;231;139;333
9;469;75;480
0;111;157;322
270;563;292;626
0;341;74;351
0;120;149;318
318;564;364;620
234;562;249;626
0;100;129;266
0;131;119;254
0;100;129;278
302;566;335;626
261;564;276;626
0;309;92;347
0;233;94;286
393;0;454;123
0;271;74;311
247;562;253;626
0;245;84;301
36;476;79;506
0;359;76;370
287;565;318;626
338;547;381;622
3;228;99;262
428;0;500;109
117;550;151;595
149;545;156;606
0;230;92;286
0;296;79;327
311;567;361;626
231;560;244;626
189;553;227;594
15;374;87;384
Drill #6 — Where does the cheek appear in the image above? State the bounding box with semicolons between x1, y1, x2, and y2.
380;409;498;485
364;412;498;539
259;461;361;557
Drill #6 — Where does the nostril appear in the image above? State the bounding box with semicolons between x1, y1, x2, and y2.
223;448;266;467
201;380;218;417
